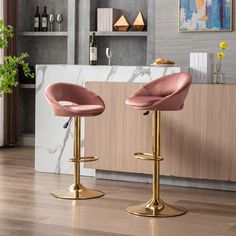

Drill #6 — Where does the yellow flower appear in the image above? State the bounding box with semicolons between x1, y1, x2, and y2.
219;41;228;49
217;52;224;59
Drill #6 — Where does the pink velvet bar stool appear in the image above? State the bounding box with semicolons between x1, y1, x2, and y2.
45;82;105;200
125;72;192;217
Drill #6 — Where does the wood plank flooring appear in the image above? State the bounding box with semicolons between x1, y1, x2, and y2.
0;147;236;236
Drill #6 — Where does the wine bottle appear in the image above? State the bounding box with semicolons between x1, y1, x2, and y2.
34;6;40;31
89;33;97;65
41;6;48;32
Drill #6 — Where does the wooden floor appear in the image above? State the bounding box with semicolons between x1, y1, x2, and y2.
0;148;236;236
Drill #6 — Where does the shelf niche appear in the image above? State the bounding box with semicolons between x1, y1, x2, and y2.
80;0;154;66
18;0;68;32
90;0;148;32
93;36;147;66
19;88;35;135
17;36;68;65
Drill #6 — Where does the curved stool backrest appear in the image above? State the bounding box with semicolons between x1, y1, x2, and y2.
128;72;192;111
45;82;105;117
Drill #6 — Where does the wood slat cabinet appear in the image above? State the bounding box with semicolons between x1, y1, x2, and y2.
85;82;236;181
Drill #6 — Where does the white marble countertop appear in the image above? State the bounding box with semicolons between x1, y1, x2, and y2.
35;65;182;176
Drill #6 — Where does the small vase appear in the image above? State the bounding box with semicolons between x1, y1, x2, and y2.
212;72;225;84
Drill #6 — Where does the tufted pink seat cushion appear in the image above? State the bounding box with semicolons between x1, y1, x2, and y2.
63;105;104;116
126;96;163;108
45;82;105;117
126;72;192;111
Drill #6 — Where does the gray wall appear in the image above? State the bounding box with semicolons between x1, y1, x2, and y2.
18;0;236;81
155;0;236;83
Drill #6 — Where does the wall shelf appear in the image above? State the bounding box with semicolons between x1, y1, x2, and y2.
17;0;77;146
18;31;68;37
89;31;148;37
19;84;36;89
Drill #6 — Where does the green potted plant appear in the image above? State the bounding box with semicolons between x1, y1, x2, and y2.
0;20;34;95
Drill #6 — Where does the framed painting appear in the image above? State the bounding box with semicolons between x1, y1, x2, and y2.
179;0;232;32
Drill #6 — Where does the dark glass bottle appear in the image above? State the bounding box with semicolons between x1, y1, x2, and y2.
89;33;97;65
34;6;40;31
41;6;48;32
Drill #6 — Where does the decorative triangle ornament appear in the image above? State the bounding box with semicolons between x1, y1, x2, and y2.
114;15;130;31
133;11;146;31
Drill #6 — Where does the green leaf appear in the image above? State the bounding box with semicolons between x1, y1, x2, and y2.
0;20;34;95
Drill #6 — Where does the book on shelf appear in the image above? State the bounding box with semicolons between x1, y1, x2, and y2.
97;8;121;32
190;52;214;84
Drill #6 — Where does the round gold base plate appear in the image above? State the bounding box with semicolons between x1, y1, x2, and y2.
127;199;187;217
51;184;104;200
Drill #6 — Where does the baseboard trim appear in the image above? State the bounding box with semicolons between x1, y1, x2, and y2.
96;170;236;192
18;135;35;147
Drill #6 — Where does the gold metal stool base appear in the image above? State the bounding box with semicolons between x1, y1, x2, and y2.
51;184;104;200
127;111;187;217
127;198;187;217
51;117;104;200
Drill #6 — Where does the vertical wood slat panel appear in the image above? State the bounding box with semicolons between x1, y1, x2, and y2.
3;0;19;146
85;82;153;174
85;83;236;181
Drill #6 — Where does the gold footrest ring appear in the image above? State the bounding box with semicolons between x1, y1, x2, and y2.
69;156;98;163
134;152;163;161
127;198;187;217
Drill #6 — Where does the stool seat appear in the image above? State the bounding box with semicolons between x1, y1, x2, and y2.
45;82;105;117
126;96;163;108
126;72;192;111
63;104;104;116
